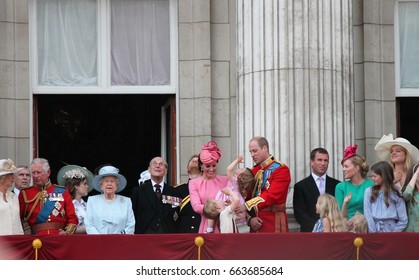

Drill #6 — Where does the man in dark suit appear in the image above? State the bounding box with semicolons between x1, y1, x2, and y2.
173;154;202;233
131;157;179;234
293;148;340;232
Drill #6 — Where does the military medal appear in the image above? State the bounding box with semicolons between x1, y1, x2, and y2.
52;208;59;217
162;195;182;207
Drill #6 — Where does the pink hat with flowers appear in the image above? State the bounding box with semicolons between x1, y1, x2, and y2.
199;141;222;164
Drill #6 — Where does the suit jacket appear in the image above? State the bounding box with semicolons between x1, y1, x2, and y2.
293;175;340;232
131;179;178;234
173;180;201;233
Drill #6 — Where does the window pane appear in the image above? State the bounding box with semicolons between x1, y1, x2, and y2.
399;2;419;88
111;0;170;85
37;0;97;86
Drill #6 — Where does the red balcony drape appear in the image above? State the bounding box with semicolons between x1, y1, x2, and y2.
1;232;419;260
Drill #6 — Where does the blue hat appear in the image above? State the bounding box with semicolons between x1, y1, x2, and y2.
92;166;127;193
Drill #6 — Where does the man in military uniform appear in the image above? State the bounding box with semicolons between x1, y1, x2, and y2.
19;158;78;235
245;136;291;233
174;154;202;233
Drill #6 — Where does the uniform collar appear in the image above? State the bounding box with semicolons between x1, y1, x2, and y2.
36;179;52;191
259;156;274;168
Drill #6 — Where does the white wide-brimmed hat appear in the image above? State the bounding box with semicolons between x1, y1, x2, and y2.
138;170;150;186
57;164;94;192
374;133;419;164
92;165;127;193
0;159;18;177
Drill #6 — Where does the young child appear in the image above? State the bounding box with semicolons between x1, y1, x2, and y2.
205;155;254;233
364;161;408;232
312;193;346;232
203;187;240;233
342;193;367;233
347;212;368;233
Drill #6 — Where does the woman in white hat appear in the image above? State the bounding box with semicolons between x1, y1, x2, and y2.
374;133;419;193
0;159;24;235
57;165;94;234
85;165;135;234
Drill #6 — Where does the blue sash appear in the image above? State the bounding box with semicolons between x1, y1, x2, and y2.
35;186;65;224
254;162;281;196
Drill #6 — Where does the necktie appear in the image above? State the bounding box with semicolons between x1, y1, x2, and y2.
318;177;325;195
154;184;162;200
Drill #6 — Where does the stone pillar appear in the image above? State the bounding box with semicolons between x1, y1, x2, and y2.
0;0;30;163
178;0;235;183
237;0;354;212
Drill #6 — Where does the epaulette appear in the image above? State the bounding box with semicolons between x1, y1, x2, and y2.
173;182;187;188
275;160;288;167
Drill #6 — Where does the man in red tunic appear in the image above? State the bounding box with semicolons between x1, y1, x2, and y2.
245;136;291;233
19;158;78;235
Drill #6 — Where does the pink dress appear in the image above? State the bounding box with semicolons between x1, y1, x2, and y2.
189;174;229;233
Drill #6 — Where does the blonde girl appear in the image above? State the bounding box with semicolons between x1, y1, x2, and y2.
313;193;346;232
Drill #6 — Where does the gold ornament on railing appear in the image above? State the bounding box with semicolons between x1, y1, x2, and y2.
32;238;42;260
194;236;205;260
353;237;363;260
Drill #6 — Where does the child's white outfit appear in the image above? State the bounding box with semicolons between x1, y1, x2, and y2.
219;205;238;233
215;175;248;232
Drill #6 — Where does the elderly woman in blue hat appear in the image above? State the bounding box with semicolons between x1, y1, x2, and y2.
85;165;135;234
57;164;94;234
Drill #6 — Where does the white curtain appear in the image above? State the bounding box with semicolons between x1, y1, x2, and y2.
37;0;97;86
399;2;419;88
111;0;170;85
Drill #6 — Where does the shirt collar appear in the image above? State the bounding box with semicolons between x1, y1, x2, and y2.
312;173;326;181
151;180;163;190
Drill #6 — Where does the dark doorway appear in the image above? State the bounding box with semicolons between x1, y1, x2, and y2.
398;97;419;148
34;94;175;197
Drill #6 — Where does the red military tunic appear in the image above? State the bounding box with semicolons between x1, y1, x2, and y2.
246;156;291;233
19;180;78;235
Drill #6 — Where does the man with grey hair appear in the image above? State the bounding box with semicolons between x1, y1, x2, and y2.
131;157;179;234
18;158;78;235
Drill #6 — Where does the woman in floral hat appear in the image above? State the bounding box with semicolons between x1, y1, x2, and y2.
57;165;94;234
189;141;229;233
335;145;374;219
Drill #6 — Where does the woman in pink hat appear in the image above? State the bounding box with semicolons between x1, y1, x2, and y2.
189;141;229;233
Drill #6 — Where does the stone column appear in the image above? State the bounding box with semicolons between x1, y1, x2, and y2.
0;0;30;163
237;0;354;207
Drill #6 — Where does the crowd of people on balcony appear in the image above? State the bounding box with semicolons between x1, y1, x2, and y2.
0;133;418;235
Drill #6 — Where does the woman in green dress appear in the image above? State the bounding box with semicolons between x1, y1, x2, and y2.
403;164;419;232
335;145;374;220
